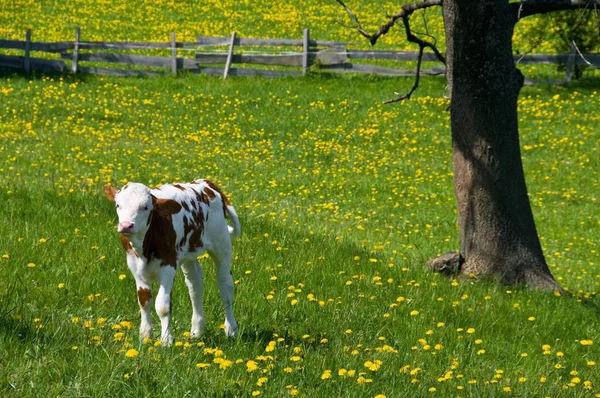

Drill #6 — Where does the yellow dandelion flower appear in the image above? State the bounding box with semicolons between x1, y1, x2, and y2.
246;360;258;372
125;349;139;358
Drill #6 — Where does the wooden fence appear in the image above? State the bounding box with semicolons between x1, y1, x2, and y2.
1;28;599;82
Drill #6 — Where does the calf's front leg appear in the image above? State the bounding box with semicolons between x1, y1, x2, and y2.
156;266;177;346
180;260;206;338
136;283;153;340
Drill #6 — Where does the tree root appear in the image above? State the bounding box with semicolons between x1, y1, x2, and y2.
427;252;463;276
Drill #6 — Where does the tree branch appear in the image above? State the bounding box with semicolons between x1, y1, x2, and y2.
513;0;600;20
384;16;427;103
334;0;445;103
334;0;442;49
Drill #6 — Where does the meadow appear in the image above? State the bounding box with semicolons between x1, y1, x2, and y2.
1;1;600;397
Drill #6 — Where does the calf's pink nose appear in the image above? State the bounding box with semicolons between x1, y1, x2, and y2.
118;221;135;233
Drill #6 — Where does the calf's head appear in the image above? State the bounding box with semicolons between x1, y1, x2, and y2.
104;182;182;236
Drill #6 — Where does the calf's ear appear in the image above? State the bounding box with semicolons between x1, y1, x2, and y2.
104;185;119;203
153;197;182;217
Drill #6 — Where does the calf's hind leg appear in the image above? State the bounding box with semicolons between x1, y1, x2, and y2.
208;249;238;337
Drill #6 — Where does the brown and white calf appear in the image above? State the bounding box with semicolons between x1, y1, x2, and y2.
104;179;240;345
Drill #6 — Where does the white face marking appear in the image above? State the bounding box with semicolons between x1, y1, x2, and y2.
114;183;153;235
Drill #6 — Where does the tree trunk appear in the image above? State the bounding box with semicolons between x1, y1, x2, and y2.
442;0;561;290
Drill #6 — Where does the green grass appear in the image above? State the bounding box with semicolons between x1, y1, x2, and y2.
0;71;599;397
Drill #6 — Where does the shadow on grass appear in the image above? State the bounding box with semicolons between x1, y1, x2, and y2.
0;279;40;344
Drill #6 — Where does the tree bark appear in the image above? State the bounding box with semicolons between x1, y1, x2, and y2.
442;0;562;290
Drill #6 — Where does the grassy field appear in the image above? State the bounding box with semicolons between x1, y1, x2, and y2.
1;1;600;397
0;71;599;396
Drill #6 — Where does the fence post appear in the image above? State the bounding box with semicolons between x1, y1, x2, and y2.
171;32;177;75
24;29;31;76
302;28;310;75
72;27;80;74
223;31;236;79
564;40;576;84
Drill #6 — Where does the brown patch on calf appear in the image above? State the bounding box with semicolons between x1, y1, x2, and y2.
191;187;209;205
205;180;231;217
188;208;205;251
103;185;119;202
173;184;186;191
181;201;190;212
142;199;182;268
137;287;152;308
204;187;217;201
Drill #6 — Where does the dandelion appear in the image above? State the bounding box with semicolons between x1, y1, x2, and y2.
321;370;332;380
580;339;593;346
246;360;258;372
256;377;268;387
364;360;383;371
265;341;276;352
213;358;233;370
125;349;139;358
27;262;36;268
196;363;211;369
58;283;65;289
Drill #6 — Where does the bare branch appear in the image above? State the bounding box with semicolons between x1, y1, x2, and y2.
384;15;432;103
334;0;446;104
334;0;442;47
384;42;424;104
513;0;600;20
333;0;375;40
572;40;600;67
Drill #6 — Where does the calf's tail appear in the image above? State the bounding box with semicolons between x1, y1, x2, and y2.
226;205;241;241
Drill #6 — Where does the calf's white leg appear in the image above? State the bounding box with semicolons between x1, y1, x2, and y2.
209;249;238;337
180;259;206;338
156;266;177;346
136;281;153;340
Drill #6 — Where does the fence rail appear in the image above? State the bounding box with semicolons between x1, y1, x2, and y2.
1;28;598;82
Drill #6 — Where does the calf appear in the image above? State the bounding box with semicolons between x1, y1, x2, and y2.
104;179;240;345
